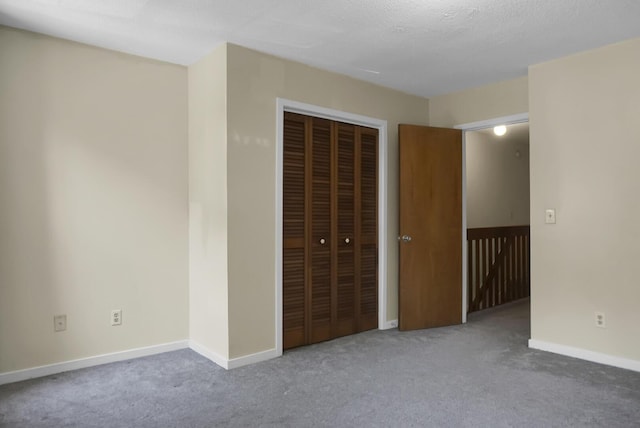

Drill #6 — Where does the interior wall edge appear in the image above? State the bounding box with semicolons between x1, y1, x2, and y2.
188;340;230;370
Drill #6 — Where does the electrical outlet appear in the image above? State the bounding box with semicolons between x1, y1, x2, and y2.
54;314;67;332
111;309;122;326
595;311;606;328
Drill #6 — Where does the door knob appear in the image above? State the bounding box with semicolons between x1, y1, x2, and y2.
344;238;350;244
319;238;326;245
399;235;412;242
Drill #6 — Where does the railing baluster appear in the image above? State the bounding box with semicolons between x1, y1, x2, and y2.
509;235;515;302
474;239;478;309
519;234;524;298
490;238;495;308
484;237;489;310
496;238;502;308
468;238;472;313
498;237;503;305
515;235;520;299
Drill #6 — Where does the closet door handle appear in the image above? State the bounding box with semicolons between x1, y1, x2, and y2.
344;238;350;244
319;238;326;245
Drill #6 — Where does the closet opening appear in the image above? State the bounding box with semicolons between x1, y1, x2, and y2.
275;99;389;354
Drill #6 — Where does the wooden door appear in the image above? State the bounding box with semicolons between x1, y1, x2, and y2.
282;113;308;348
358;128;379;331
283;112;378;349
398;125;462;331
309;117;333;343
335;123;356;337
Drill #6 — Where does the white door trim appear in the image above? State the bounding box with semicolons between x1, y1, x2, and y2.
275;98;390;356
454;112;529;323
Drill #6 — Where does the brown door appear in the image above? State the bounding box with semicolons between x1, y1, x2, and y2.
335;122;356;337
309;117;333;343
357;127;379;332
282;112;308;348
398;125;462;331
283;112;378;349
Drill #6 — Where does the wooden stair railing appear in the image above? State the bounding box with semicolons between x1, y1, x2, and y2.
467;226;530;313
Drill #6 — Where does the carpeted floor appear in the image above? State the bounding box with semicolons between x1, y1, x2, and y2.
1;299;639;427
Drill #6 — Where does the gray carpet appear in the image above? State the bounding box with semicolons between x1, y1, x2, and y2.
1;299;639;427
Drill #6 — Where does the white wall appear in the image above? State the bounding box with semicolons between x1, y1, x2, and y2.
188;44;230;360
529;37;640;363
0;27;189;374
466;128;530;228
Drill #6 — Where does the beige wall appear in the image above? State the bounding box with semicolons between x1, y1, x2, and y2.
226;44;430;358
0;27;189;373
529;38;640;361
466;130;530;228
429;76;528;128
188;45;229;359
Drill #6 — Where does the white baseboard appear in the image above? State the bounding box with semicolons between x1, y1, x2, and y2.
528;339;640;373
228;348;280;369
380;319;398;330
188;340;229;369
1;340;282;385
189;341;280;370
0;340;189;386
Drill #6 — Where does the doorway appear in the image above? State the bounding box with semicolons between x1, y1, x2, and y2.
275;99;389;355
456;113;530;321
397;116;529;330
281;111;379;349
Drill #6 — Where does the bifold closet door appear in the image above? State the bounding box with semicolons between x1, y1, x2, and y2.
335;123;356;337
283;112;378;350
358;128;379;331
282;113;307;349
309;117;332;343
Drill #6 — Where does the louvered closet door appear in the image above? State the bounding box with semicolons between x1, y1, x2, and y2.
358;128;379;331
283;112;378;350
335;123;356;337
309;117;333;343
282;112;308;349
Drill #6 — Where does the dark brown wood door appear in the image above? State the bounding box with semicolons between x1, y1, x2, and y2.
283;112;378;349
335;123;356;337
310;117;332;343
398;124;462;331
282;113;307;348
358;128;379;332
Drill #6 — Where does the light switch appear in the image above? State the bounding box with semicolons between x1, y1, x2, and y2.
545;209;556;224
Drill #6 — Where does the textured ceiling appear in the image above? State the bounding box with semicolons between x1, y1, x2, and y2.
1;0;640;97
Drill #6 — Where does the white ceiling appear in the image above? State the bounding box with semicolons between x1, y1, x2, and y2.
2;0;640;97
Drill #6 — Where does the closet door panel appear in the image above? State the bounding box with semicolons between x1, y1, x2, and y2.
283;248;305;346
282;112;308;349
310;118;332;343
359;244;378;330
336;123;356;337
359;128;378;330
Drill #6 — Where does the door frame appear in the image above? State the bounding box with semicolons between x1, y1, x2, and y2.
454;112;529;323
275;98;389;355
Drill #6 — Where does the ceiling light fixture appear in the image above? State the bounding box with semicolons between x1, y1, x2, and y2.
493;125;507;136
